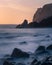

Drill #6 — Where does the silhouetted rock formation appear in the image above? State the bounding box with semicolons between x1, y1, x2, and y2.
33;3;52;22
11;48;29;58
16;3;52;28
16;19;28;28
16;16;52;28
39;16;52;27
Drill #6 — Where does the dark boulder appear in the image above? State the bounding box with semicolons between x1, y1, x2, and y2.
46;45;52;50
3;61;14;65
35;61;41;65
36;46;45;51
31;59;38;65
35;46;45;54
11;48;29;58
41;56;52;65
41;62;52;65
45;56;52;62
17;63;26;65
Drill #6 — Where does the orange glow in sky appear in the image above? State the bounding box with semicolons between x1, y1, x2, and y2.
0;0;52;24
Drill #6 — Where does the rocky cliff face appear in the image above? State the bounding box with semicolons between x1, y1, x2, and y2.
16;3;52;28
33;3;52;22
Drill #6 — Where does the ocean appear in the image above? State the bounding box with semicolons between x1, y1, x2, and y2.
0;28;52;59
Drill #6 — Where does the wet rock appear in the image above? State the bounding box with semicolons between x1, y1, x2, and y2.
35;46;45;54
6;57;14;61
11;48;29;58
46;45;52;50
41;62;52;65
35;61;41;65
3;61;14;65
17;63;26;65
31;59;38;65
36;46;45;51
45;56;52;62
41;56;52;65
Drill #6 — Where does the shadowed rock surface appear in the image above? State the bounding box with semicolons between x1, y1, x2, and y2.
17;63;26;65
3;61;14;65
46;45;52;50
36;46;45;51
35;46;46;55
11;48;29;58
31;59;38;65
33;3;52;22
16;19;28;28
16;3;52;28
3;45;52;65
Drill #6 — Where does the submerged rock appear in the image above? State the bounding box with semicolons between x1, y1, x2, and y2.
3;61;14;65
11;48;29;58
45;35;50;38
19;41;27;45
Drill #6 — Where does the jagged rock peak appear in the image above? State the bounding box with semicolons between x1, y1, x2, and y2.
22;19;28;25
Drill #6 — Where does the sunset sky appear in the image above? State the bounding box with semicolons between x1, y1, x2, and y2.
0;0;52;24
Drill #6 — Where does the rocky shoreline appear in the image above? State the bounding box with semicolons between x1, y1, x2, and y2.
2;44;52;65
16;3;52;28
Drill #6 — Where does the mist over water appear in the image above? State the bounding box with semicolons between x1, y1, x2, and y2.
0;28;52;58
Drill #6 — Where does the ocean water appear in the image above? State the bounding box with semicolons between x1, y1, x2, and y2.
0;28;52;59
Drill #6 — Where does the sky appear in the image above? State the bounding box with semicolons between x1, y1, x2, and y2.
0;0;52;24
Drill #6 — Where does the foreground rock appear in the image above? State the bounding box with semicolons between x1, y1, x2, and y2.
41;56;52;65
35;46;45;55
46;45;52;50
3;45;52;65
31;59;38;65
31;56;52;65
17;63;26;65
11;48;29;58
3;61;14;65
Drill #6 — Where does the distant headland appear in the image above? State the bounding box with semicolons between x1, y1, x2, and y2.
16;3;52;28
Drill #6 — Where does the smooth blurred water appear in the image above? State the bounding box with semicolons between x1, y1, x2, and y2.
0;28;52;58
